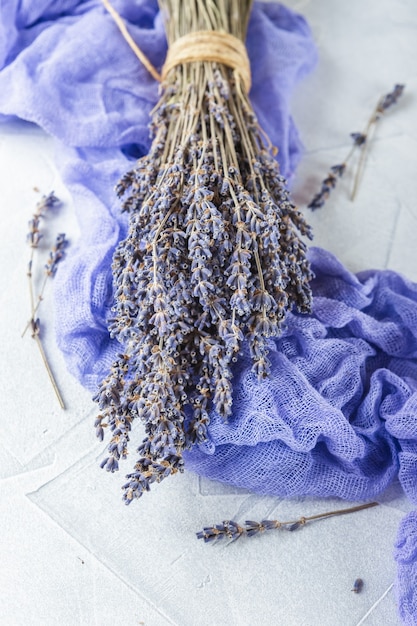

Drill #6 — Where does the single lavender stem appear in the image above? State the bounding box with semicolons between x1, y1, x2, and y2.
309;84;405;209
31;321;66;410
197;501;379;543
21;273;49;338
27;259;36;320
24;194;66;409
351;84;405;200
299;500;378;523
343;143;357;168
350;102;380;202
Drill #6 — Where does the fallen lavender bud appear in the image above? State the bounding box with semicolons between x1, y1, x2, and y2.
330;163;346;177
352;578;364;594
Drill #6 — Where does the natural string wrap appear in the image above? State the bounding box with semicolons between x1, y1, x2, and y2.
161;30;251;91
101;0;162;82
102;0;251;91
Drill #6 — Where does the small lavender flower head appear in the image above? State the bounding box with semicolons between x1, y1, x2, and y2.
196;520;244;543
27;215;42;248
330;163;346;177
352;578;364;594
350;132;367;146
307;163;345;210
30;317;40;337
37;191;61;214
27;192;62;248
378;84;405;112
45;233;68;276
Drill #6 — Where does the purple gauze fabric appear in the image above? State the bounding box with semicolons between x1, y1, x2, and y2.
395;511;417;625
0;1;416;622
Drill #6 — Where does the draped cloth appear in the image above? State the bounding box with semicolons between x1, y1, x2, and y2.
0;1;415;621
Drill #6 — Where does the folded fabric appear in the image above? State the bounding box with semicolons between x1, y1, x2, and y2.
395;511;417;624
0;0;313;175
185;247;417;509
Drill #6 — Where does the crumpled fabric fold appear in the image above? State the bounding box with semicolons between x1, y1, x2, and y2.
185;248;417;510
395;511;417;624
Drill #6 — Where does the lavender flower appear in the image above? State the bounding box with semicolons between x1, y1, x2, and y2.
26;193;60;247
308;84;406;208
95;0;313;502
196;520;244;543
45;233;68;276
197;502;378;544
377;83;405;113
352;578;364;594
351;83;405;200
307;163;346;210
350;132;366;146
244;520;280;537
27;215;42;248
23;192;66;409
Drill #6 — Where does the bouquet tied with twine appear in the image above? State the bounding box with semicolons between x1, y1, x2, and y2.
95;0;313;503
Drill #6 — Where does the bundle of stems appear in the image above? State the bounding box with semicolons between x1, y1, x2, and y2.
95;0;313;503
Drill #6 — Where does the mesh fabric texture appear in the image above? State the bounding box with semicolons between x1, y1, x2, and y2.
395;511;417;624
185;248;417;508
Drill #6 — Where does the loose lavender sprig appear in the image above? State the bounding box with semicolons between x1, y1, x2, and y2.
351;83;405;200
308;84;405;209
307;163;346;210
95;0;313;504
24;192;67;409
196;501;379;544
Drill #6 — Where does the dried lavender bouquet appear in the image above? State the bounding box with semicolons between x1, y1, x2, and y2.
95;0;313;503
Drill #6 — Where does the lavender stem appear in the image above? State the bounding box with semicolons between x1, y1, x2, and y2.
197;501;379;543
32;324;65;410
22;273;49;338
350;103;380;201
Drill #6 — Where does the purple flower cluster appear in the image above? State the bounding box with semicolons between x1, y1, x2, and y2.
95;18;312;504
196;517;299;543
377;83;405;115
27;192;61;248
45;233;68;276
